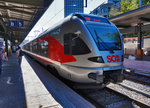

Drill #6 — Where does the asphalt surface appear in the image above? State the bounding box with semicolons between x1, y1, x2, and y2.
0;54;26;108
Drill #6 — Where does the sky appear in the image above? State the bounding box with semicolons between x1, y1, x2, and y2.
22;0;106;44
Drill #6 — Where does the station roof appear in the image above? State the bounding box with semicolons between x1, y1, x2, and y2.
109;5;150;34
0;0;53;43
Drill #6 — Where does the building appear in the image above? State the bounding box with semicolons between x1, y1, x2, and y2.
64;0;84;17
90;0;121;18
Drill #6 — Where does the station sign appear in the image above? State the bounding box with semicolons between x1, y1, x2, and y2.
8;20;24;28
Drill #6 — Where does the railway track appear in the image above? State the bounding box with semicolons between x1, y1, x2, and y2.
75;70;150;108
118;83;150;98
107;83;150;108
50;67;150;108
124;69;150;85
77;87;149;108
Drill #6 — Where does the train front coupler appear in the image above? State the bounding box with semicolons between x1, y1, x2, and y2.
88;71;103;84
109;73;124;83
104;69;125;84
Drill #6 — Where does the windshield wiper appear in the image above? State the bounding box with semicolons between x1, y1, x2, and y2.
94;30;114;53
94;30;101;47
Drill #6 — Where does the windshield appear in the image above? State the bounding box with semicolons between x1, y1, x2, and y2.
87;25;122;51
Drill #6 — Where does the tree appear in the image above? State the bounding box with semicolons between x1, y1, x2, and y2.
143;0;150;6
109;0;139;17
109;0;150;18
109;0;150;38
109;7;120;17
120;0;139;13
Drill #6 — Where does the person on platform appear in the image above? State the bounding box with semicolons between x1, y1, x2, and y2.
0;39;8;75
16;46;23;65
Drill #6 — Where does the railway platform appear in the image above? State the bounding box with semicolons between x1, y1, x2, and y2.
124;58;150;73
0;54;95;108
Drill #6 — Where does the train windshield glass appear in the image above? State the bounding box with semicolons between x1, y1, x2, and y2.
87;25;122;51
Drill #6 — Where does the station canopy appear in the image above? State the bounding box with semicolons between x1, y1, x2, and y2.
0;0;53;43
109;5;150;34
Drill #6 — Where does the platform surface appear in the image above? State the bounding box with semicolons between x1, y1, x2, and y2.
21;56;62;108
0;54;95;108
23;55;95;108
124;58;150;73
0;54;26;108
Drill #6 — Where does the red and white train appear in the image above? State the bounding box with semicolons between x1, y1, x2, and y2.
23;13;124;87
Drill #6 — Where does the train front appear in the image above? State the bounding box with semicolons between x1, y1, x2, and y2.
83;15;124;85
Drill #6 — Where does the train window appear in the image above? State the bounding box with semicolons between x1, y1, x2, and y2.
30;43;32;52
40;42;43;55
64;33;91;55
32;42;38;53
87;25;122;51
37;42;42;55
41;41;48;57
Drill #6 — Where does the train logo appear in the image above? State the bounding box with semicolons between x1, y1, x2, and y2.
107;55;120;63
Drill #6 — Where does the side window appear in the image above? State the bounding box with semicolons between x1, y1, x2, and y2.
41;40;48;57
30;43;32;52
37;42;41;55
26;43;29;51
40;42;44;56
64;33;91;55
32;42;37;53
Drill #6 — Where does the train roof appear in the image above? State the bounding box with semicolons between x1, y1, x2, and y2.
25;13;111;44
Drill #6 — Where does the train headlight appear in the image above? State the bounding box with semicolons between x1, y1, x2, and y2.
88;56;104;63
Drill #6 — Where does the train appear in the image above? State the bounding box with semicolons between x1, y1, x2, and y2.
23;13;124;87
124;36;150;56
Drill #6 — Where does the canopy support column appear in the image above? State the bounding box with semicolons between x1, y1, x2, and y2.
137;23;143;60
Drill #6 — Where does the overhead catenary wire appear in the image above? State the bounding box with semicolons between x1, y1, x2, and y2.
42;8;64;28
